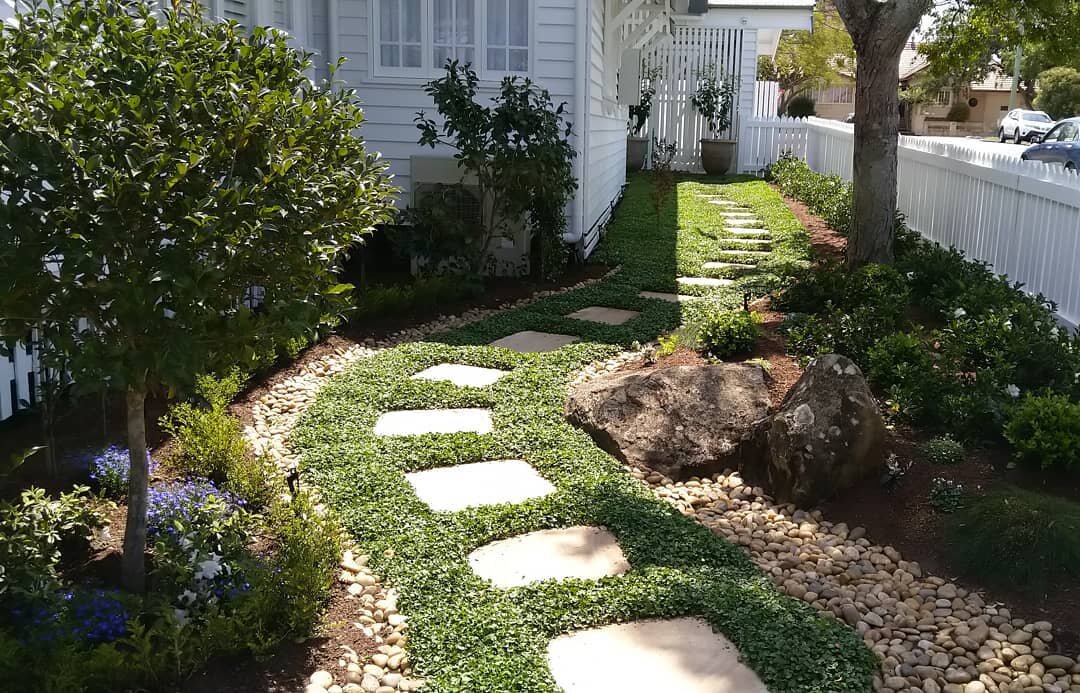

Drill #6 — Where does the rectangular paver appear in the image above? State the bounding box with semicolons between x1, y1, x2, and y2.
638;291;699;303
703;261;757;270
468;526;629;588
373;408;493;436
411;363;509;388
489;331;579;353
405;460;555;512
547;618;768;693
565;306;641;325
677;277;734;287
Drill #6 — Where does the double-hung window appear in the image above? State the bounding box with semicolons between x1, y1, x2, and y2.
374;0;530;78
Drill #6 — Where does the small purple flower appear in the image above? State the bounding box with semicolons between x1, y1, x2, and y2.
87;445;157;498
147;480;240;538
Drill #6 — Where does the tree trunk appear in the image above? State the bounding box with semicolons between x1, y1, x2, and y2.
121;388;149;593
847;42;903;267
834;0;930;268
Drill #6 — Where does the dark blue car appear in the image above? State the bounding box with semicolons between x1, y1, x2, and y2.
1021;117;1080;171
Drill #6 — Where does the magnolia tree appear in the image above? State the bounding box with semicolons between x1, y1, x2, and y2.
0;0;396;591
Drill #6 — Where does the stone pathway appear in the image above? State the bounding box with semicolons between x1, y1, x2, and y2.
373;408;494;436
565;306;641;325
677;276;735;287
489;330;579;353
467;526;630;588
411;363;508;387
638;290;699;303
547;618;769;693
404;459;555;512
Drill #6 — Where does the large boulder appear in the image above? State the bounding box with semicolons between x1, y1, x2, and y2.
565;364;770;480
756;354;885;505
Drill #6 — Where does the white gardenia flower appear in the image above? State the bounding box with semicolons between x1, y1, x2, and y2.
906;272;915;280
1003;320;1012;330
195;555;223;581
1051;326;1060;337
173;608;189;627
1005;384;1020;398
180;589;197;605
953;308;967;318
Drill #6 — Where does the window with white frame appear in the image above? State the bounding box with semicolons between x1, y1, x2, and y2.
935;89;952;106
374;0;530;77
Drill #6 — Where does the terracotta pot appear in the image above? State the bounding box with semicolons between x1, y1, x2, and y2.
700;138;736;175
626;136;648;173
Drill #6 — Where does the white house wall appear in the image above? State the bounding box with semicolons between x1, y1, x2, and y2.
584;0;628;251
335;0;578;216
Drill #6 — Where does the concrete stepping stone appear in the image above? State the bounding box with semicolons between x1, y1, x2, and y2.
547;618;768;693
468;526;629;588
405;460;555;512
725;228;772;237
720;237;772;246
374;408;493;436
638;291;699;303
489;330;579;353
706;198;738;206
411;363;508;388
717;249;769;257
703;261;757;270
677;276;734;288
725;217;764;227
565;306;640;326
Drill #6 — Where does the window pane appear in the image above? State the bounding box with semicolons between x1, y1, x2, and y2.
381;44;400;67
509;48;528;71
381;0;399;42
509;0;527;46
434;45;452;68
488;47;506;70
457;0;475;44
460;47;475;65
404;44;422;67
404;0;421;42
434;0;452;44
487;0;506;44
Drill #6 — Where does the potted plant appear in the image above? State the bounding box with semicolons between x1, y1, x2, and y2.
627;62;663;173
691;65;737;175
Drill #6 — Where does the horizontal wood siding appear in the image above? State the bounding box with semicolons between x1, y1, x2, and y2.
310;0;330;81
335;0;577;213
584;0;626;252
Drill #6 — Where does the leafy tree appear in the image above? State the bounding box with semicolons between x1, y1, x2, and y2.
757;1;855;113
414;61;577;279
1034;67;1080;119
833;0;931;267
0;0;396;591
919;0;1080;108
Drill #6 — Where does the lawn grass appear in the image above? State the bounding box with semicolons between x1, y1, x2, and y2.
292;174;876;692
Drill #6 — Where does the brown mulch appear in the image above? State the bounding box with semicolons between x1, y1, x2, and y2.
774;187;847;263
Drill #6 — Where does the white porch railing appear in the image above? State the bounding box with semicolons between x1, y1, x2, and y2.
741;116;1080;328
1;338;39;422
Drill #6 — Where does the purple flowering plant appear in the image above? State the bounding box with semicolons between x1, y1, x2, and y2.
87;445;158;499
148;480;255;624
10;588;130;645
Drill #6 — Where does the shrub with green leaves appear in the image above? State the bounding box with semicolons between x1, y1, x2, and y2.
928;477;965;512
160;372;248;481
354;276;486;321
945;486;1080;592
921;435;964;465
0;487;109;603
1004;393;1080;471
694;309;762;358
224;454;285;511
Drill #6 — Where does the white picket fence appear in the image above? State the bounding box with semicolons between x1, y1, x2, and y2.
1;338;39;421
753;80;780;118
740;116;1080;328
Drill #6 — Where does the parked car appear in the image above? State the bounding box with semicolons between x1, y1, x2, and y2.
998;109;1054;143
1021;117;1080;171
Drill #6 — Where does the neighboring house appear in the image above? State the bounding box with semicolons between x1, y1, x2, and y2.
188;0;810;261
811;42;1017;137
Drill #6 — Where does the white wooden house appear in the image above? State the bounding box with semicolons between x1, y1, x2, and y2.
199;0;812;259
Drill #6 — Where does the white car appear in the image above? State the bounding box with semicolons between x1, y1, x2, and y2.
998;109;1054;143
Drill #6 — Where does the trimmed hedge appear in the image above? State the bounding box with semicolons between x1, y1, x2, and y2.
293;175;876;692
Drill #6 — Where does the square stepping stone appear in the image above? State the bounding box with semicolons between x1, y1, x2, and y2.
726;217;764;227
703;261;757;270
725;228;771;237
547;618;768;693
722;238;771;246
565;306;640;325
638;291;699;303
677;276;734;288
405;460;555;512
706;199;738;206
411;363;509;388
468;526;629;588
489;330;579;353
374;408;493;436
718;249;769;257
